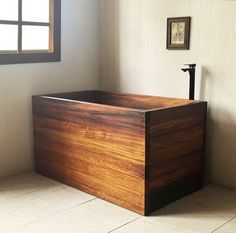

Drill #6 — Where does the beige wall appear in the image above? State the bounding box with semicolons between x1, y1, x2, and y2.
100;0;236;189
2;0;236;190
0;0;100;178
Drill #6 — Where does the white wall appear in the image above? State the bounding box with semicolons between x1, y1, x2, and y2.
0;0;100;178
100;0;236;189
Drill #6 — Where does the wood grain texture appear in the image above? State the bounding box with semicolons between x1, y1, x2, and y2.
146;103;207;214
32;90;207;215
33;95;146;214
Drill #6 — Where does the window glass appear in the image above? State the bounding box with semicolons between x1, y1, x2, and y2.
22;26;49;51
0;0;18;21
0;0;60;64
22;0;49;22
0;25;18;52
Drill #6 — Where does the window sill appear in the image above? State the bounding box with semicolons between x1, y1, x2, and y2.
0;50;61;65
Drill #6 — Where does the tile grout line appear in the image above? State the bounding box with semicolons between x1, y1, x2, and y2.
107;216;142;233
59;197;98;212
211;216;236;233
5;197;97;233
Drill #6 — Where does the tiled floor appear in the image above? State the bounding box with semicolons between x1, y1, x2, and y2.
1;173;236;233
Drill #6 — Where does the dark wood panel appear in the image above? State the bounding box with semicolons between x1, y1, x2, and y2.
148;173;204;214
33;97;145;137
146;102;207;214
33;95;146;215
34;134;145;179
150;126;204;164
34;116;145;159
149;150;204;190
150;104;206;136
34;123;145;163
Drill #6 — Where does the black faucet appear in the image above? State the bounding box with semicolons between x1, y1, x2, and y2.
181;64;196;100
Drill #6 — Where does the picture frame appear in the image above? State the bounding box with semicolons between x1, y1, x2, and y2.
166;17;191;50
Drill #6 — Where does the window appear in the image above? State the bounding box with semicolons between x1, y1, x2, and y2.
0;0;61;65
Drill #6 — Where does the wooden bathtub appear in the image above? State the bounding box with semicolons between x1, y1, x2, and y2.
32;90;207;215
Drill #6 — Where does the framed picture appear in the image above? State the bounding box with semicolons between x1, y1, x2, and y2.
166;17;191;50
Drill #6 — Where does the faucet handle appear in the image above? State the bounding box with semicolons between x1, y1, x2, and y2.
184;64;196;68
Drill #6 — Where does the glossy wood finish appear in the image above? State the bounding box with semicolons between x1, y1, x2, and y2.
32;90;207;215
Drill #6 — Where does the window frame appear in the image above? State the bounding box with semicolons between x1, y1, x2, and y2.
0;0;61;65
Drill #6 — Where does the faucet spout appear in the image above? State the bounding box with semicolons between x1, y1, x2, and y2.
181;68;190;72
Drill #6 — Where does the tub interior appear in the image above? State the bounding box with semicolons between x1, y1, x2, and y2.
47;90;195;110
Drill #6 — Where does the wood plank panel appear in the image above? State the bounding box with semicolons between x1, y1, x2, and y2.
33;116;145;162
34;132;145;179
33;95;146;215
33;97;145;137
146;103;207;214
34;126;144;162
150;104;206;136
149;150;204;190
150;126;204;164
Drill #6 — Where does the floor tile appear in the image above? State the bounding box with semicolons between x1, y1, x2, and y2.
180;184;236;216
114;185;236;233
0;173;60;201
2;174;236;233
7;223;60;233
111;218;198;233
214;218;236;233
0;173;95;232
8;199;140;233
